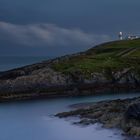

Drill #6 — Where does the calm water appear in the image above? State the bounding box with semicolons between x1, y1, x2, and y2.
0;93;140;140
0;56;51;71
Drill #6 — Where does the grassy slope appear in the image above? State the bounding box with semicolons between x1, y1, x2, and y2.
52;39;140;76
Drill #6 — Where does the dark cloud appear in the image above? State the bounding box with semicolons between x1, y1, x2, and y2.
0;0;140;56
0;21;111;56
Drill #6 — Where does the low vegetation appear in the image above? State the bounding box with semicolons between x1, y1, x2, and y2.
52;39;140;76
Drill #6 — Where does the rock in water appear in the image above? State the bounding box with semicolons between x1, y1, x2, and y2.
125;103;140;120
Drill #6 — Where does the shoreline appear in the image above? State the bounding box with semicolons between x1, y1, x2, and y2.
0;83;140;102
56;96;140;137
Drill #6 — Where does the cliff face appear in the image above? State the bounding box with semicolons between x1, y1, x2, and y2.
0;61;140;96
0;39;140;100
0;66;67;94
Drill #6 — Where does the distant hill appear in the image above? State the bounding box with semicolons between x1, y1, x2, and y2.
0;39;140;101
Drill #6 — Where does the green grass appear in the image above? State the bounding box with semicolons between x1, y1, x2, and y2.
52;39;140;76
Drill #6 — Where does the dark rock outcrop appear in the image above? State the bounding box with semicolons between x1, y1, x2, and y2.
125;103;140;120
56;97;140;137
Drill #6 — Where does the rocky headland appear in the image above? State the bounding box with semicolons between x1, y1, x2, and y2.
56;97;140;137
0;39;140;101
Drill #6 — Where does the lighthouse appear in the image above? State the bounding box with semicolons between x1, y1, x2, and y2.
119;32;123;40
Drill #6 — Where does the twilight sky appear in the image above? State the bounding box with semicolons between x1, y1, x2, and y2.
0;0;140;56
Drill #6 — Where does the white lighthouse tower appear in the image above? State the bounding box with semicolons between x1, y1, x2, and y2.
119;32;123;40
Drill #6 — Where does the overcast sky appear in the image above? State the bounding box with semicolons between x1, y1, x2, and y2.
0;0;140;56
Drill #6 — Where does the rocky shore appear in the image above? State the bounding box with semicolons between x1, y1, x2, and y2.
56;97;140;137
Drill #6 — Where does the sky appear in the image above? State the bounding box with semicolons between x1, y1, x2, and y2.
0;0;140;56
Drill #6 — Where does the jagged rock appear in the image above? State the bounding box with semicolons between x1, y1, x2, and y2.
73;119;97;126
55;97;140;137
125;103;140;120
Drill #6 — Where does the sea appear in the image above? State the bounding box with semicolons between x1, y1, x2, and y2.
0;56;52;72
